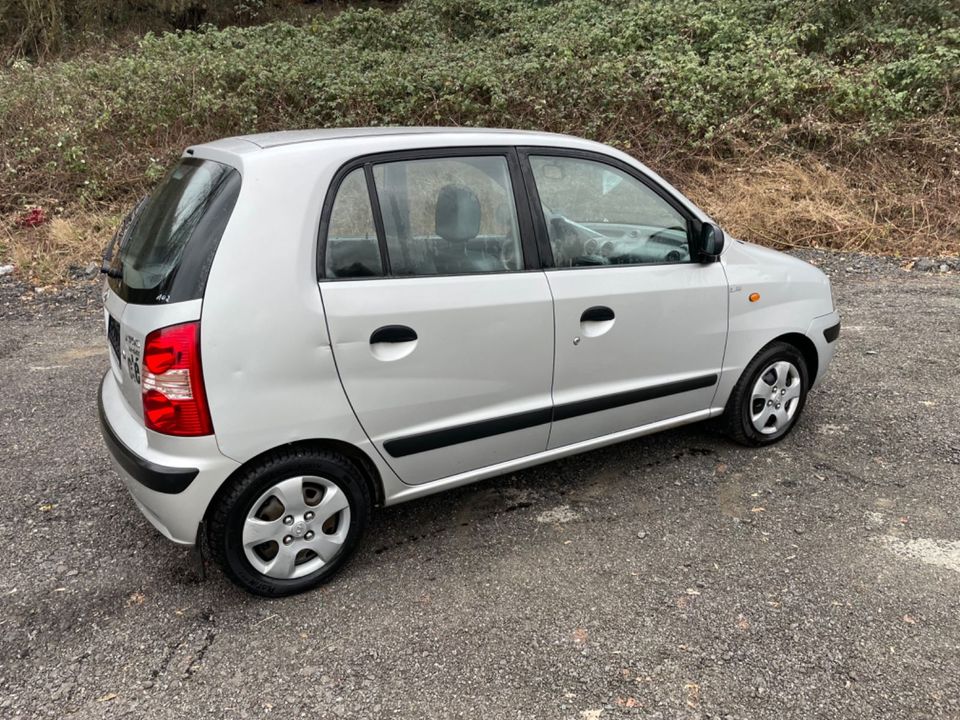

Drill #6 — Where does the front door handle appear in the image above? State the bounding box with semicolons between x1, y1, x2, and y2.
370;325;418;344
580;306;615;323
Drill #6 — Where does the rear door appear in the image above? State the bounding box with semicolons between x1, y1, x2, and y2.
520;149;728;449
319;149;555;484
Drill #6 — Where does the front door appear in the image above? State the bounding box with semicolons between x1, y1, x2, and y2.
320;150;554;484
521;151;729;449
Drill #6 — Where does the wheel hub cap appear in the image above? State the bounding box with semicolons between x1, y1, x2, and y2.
241;475;351;580
749;360;802;435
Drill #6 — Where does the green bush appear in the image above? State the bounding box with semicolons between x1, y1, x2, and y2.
0;0;957;209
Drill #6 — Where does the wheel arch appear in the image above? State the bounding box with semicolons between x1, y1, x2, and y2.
203;438;385;528
771;332;819;383
718;331;820;415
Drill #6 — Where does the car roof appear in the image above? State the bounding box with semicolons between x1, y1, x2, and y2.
197;127;605;153
189;126;712;226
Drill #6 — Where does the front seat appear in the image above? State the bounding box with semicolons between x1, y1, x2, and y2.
434;184;500;274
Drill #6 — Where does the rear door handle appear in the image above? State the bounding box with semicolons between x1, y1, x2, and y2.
580;306;615;323
370;325;418;344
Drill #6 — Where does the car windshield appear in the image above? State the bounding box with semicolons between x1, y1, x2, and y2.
108;158;241;304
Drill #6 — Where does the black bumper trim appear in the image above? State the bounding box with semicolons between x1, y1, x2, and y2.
823;321;841;343
98;380;199;494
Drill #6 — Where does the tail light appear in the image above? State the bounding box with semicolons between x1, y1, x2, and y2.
141;321;213;436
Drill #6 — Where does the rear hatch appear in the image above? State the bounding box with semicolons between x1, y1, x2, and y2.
103;157;241;421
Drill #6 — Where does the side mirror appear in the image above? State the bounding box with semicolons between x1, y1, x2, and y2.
696;222;725;262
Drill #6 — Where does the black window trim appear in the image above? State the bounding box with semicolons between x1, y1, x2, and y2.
317;146;542;281
516;146;703;271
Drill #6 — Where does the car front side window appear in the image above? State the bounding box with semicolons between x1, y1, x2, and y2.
528;155;691;268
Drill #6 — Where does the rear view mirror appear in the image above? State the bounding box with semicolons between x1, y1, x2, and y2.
697;222;724;262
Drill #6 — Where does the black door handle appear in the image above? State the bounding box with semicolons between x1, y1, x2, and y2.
580;306;615;323
370;325;418;344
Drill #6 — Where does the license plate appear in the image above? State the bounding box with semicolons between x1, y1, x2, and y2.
108;315;121;363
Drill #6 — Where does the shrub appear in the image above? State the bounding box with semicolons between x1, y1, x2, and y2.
0;0;957;211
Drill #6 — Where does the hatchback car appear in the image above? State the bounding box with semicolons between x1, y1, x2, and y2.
98;128;840;596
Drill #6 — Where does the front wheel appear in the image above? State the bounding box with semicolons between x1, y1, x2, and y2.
206;448;371;597
724;342;809;446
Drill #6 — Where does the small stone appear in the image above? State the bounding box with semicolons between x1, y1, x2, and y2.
939;264;949;272
84;262;99;279
0;265;13;277
865;350;878;356
637;530;647;539
141;681;154;690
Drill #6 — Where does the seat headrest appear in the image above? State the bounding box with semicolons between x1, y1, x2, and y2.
435;184;481;243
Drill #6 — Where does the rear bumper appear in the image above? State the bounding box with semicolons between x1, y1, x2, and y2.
98;372;240;544
98;394;198;493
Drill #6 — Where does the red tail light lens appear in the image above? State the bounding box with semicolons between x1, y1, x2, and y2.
141;322;213;436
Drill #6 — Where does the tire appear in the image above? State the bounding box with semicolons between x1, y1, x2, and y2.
723;341;809;447
206;447;371;597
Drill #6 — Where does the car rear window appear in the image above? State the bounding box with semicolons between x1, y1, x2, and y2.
107;157;241;304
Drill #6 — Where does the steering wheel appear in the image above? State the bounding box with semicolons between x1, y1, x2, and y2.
648;226;688;245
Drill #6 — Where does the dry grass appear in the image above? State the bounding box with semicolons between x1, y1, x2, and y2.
1;211;115;285
2;151;957;287
679;119;960;257
683;155;960;257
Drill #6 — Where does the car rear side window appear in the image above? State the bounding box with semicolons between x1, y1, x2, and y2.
107;158;240;304
324;168;384;278
371;156;523;276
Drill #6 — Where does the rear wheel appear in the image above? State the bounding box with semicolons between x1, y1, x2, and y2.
207;448;370;596
724;342;809;446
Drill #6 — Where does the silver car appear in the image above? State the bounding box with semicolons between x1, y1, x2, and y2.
98;128;840;596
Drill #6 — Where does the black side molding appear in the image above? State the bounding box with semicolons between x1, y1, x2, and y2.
382;374;718;458
823;321;841;343
98;381;199;494
552;374;718;421
384;407;553;458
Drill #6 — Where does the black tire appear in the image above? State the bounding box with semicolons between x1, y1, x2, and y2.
206;447;371;597
723;341;809;447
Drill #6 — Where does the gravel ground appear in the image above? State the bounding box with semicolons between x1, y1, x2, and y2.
0;251;958;719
